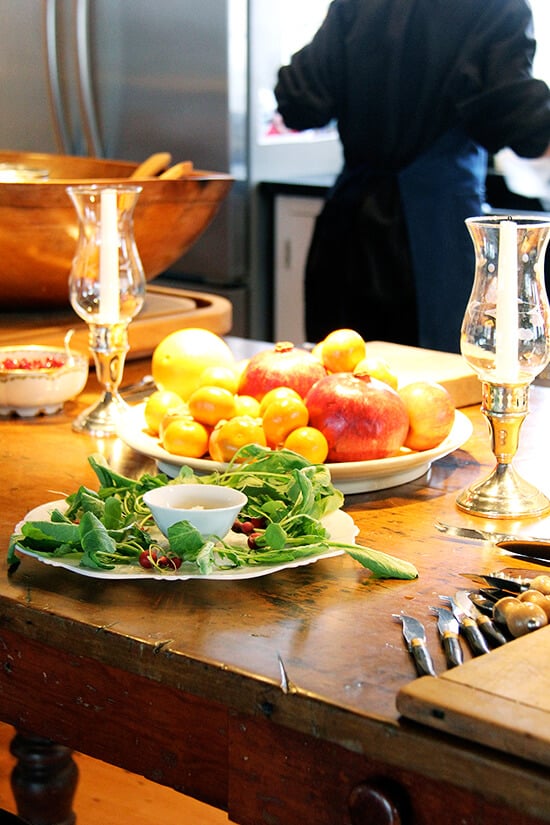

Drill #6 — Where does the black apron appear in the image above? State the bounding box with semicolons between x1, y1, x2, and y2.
305;167;417;346
305;128;488;352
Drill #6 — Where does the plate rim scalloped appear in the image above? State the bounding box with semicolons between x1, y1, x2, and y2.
115;403;473;489
14;502;358;582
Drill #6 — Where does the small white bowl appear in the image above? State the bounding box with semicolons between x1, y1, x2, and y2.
142;483;248;538
0;346;89;417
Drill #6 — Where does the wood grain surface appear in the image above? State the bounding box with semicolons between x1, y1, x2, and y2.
2;354;550;823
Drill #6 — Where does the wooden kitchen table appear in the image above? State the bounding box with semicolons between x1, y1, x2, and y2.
2;355;550;825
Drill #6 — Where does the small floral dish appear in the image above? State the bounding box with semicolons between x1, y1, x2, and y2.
143;483;248;538
0;345;88;417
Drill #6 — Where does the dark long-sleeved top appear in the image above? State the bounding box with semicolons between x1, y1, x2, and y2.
275;0;550;172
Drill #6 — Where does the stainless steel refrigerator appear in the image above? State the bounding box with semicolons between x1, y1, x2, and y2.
0;0;342;336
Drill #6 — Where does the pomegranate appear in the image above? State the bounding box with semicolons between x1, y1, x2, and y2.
238;341;326;400
305;373;409;462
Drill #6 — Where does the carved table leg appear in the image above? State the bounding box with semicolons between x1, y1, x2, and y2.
9;731;78;825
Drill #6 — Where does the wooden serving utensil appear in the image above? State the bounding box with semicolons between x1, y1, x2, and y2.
129;152;172;179
158;160;194;179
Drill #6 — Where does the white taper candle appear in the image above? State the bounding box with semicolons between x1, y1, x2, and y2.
99;189;120;323
495;218;519;382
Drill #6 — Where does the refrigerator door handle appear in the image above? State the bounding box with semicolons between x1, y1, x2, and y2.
75;0;104;157
44;0;72;153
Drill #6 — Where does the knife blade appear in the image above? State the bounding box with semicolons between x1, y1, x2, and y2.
438;595;490;656
454;589;508;647
393;613;437;677
429;606;464;668
467;589;500;614
435;522;550;564
434;521;546;545
460;572;530;594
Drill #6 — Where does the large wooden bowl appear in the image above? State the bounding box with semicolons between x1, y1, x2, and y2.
0;151;233;308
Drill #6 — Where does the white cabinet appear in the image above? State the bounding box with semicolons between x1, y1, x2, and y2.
273;195;324;344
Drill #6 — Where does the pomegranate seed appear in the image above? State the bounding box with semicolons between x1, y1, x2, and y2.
1;355;65;371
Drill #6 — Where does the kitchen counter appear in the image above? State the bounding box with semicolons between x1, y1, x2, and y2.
2;349;550;824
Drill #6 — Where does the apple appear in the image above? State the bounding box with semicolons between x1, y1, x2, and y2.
398;381;455;451
305;373;409;462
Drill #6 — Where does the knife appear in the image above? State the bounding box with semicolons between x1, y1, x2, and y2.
434;521;549;545
438;594;490;656
454;589;508;647
434;522;550;564
467;588;501;613
393;614;437;677
429;606;464;668
460;572;530;594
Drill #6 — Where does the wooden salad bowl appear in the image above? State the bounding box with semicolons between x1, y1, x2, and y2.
0;151;233;308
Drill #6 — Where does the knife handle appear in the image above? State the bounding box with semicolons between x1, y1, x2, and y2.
460;617;490;656
441;631;463;668
410;637;437;677
476;615;508;647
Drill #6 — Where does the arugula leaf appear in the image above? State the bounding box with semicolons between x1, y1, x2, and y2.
103;496;123;530
168;521;208;561
65;485;105;521
88;454;139;491
334;543;418;580
196;541;216;575
20;521;81;551
79;511;117;570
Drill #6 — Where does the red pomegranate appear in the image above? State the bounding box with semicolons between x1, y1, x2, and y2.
238;342;327;400
305;373;409;462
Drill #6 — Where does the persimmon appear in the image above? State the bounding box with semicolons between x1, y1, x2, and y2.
262;396;309;449
321;328;366;373
144;389;185;435
283;426;329;464
188;385;236;427
209;416;267;463
162;417;209;457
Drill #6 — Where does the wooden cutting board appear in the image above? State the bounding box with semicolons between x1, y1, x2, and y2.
366;341;481;408
0;284;233;361
397;624;550;767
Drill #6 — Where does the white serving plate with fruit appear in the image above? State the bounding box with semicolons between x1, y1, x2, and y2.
123;326;474;493
116;402;472;495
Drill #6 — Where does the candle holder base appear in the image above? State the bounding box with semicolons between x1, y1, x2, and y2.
456;381;550;519
72;391;128;438
72;322;130;438
456;462;550;519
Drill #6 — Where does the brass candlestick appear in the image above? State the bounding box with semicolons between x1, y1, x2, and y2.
72;322;130;437
458;215;550;519
456;381;549;517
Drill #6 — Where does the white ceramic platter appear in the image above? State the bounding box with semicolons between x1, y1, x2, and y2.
116;403;473;495
15;501;357;581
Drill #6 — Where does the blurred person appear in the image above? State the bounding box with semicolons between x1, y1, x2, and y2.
275;0;550;352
